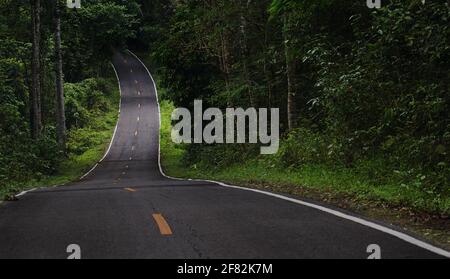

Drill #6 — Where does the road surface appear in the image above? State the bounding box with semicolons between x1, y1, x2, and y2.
0;51;448;259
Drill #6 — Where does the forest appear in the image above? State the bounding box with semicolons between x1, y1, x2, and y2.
155;0;449;215
0;0;448;215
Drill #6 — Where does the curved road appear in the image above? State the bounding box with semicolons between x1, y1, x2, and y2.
0;52;448;259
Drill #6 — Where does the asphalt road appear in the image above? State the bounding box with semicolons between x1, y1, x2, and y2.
0;52;448;259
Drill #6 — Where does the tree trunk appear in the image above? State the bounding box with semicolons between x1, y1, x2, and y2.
283;12;297;131
54;0;66;150
239;0;255;107
220;29;232;106
263;20;272;108
31;0;42;139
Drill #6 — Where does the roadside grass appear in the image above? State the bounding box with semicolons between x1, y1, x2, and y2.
34;105;119;187
0;76;119;200
159;100;450;215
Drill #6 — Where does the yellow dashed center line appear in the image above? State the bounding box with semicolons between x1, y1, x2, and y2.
152;214;173;236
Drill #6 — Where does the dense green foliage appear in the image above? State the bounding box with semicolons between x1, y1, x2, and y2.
149;0;449;212
62;0;140;81
0;0;134;198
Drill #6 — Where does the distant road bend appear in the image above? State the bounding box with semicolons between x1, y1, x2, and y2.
0;51;448;259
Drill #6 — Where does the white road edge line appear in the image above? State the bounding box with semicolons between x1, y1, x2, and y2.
127;49;450;258
15;188;37;198
79;62;123;180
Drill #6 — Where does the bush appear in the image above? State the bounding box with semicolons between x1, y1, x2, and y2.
64;78;114;129
67;128;105;155
276;129;329;168
184;144;260;170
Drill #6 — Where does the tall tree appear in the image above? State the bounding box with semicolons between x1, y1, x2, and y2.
31;0;42;139
239;0;255;107
54;0;66;150
283;11;297;131
269;0;299;130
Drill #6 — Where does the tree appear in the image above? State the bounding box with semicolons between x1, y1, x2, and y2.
54;0;66;150
283;11;298;131
269;0;302;131
31;0;42;139
239;0;255;107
